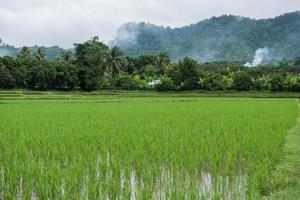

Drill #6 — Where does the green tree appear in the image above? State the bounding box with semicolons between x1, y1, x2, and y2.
17;47;31;60
75;37;109;90
155;52;171;75
175;57;200;90
270;74;285;92
283;74;300;91
34;48;46;61
253;75;271;90
0;64;15;89
60;50;74;62
155;76;175;91
0;56;26;88
53;61;78;89
78;67;99;91
233;72;254;91
75;36;108;68
202;72;227;91
103;46;126;78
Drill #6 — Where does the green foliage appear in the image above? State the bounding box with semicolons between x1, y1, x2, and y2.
270;74;285;92
52;61;78;89
60;50;74;62
78;67;100;91
115;12;300;62
0;45;64;60
0;98;297;198
74;36;109;68
201;72;229;91
103;46;127;78
139;64;160;77
173;57;200;90
233;72;254;91
0;37;300;92
113;75;144;90
0;64;15;89
283;74;300;92
74;37;110;90
155;76;175;91
253;75;271;90
34;48;46;61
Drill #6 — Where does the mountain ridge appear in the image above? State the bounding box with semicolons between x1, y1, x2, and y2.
114;11;300;62
1;11;300;62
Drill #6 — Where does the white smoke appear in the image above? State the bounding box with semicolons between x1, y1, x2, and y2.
114;22;141;48
244;47;270;67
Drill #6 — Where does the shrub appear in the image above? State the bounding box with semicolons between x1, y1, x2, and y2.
155;76;175;91
202;73;228;91
270;74;285;92
283;74;300;92
114;75;143;90
233;73;254;91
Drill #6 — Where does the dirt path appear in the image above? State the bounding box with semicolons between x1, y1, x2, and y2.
264;100;300;200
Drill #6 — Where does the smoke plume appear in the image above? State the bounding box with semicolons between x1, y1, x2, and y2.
114;22;141;48
244;47;270;67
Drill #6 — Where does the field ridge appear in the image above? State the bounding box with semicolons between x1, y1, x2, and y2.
265;100;300;199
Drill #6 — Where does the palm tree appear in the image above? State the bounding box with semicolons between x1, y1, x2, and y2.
60;50;73;62
34;48;46;61
17;46;31;59
103;46;126;78
155;52;170;75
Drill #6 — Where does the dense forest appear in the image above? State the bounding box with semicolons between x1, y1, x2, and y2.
0;36;300;92
114;11;300;62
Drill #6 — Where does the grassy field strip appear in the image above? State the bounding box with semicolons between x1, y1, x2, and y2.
264;100;300;199
1;90;300;99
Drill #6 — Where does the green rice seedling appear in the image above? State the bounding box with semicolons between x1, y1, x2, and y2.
0;97;298;199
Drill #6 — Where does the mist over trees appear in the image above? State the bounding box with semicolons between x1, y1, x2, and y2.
114;12;300;62
0;36;300;92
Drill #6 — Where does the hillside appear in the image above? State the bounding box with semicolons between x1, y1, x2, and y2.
114;11;300;62
0;45;65;60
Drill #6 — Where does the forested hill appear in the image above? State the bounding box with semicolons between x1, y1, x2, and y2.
0;45;65;60
114;11;300;62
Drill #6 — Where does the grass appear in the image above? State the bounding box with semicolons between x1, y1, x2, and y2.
0;93;299;199
264;101;300;200
0;89;300;100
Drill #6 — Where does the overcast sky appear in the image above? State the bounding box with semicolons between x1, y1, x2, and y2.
0;0;299;48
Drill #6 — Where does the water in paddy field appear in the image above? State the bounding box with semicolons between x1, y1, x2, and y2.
2;153;249;200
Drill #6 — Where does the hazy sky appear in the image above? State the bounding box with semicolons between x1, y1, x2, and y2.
0;0;299;48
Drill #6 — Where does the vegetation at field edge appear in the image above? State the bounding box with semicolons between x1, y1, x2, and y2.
264;100;300;200
1;37;300;92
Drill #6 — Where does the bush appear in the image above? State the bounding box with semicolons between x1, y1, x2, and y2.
99;79;113;89
283;74;300;92
155;76;175;91
233;73;254;91
202;73;228;91
270;74;285;92
114;75;143;90
253;75;271;90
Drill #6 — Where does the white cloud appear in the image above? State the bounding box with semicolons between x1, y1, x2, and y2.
0;0;299;48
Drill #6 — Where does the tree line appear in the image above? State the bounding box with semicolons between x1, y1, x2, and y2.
1;37;300;92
